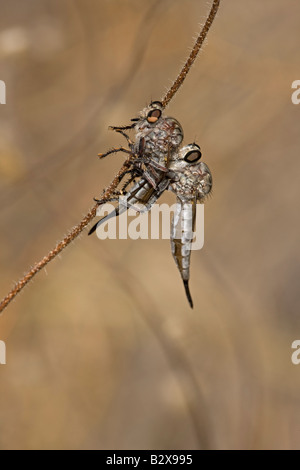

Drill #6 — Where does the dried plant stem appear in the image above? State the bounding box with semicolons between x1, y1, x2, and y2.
161;0;221;108
0;160;131;314
0;0;221;314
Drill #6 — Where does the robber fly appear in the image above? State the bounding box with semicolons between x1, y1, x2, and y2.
168;144;212;308
89;129;212;307
97;101;184;189
90;100;184;230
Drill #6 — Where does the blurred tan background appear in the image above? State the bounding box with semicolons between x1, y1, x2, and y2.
0;0;299;450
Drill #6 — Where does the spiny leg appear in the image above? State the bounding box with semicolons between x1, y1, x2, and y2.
93;195;120;204
113;166;141;191
120;170;143;193
109;127;134;147
98;146;133;160
109;124;135;131
93;167;139;204
142;169;158;189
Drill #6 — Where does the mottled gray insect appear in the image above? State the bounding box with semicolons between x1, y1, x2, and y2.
168;143;212;307
90;117;212;308
97;101;184;189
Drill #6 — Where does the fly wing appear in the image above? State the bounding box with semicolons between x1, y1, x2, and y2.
89;177;169;236
170;197;197;309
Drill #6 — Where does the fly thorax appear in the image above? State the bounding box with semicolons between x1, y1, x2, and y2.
134;116;183;166
169;162;213;200
195;163;213;198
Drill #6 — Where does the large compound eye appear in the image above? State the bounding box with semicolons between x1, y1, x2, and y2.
184;149;202;163
147;108;162;123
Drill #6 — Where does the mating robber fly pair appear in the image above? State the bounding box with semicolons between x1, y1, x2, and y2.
88;101;212;308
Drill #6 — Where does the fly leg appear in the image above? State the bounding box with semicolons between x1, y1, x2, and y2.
109;124;135;132
98;147;134;160
120;169;143;194
109;127;134;147
93;196;120;204
93;167;139;204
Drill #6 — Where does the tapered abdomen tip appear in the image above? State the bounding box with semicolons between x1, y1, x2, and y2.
88;223;98;236
183;280;194;309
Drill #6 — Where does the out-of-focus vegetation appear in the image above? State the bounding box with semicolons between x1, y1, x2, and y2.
0;0;300;450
